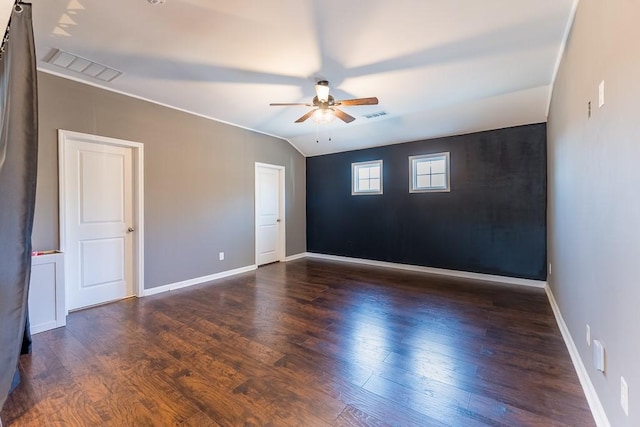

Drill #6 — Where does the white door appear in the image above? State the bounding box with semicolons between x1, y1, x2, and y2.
62;137;135;310
255;164;284;266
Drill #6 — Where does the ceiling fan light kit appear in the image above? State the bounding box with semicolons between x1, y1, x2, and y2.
312;108;336;124
270;80;378;125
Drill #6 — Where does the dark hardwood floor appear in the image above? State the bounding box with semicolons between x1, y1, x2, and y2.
2;259;595;426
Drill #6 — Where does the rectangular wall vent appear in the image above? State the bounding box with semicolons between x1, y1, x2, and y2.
45;48;122;82
362;111;388;119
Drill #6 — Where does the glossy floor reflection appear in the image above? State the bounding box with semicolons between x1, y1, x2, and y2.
2;259;595;426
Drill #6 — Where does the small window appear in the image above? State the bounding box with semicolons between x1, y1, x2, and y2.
409;152;450;193
352;160;383;195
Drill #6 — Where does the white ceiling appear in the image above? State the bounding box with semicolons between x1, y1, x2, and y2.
29;0;575;156
0;1;12;32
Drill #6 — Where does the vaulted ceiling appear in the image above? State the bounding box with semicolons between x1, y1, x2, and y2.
28;0;575;156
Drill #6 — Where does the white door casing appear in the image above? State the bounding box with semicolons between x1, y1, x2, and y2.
59;130;144;311
255;163;285;266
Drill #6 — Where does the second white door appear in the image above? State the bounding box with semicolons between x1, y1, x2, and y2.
62;134;136;310
255;164;284;266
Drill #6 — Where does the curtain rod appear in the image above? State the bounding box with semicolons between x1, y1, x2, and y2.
0;2;25;60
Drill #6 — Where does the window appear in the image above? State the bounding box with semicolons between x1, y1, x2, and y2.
409;152;450;193
352;160;383;195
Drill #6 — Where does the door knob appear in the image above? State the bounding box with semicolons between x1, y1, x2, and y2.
127;227;135;233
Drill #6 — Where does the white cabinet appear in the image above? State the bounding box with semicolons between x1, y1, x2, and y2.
29;252;65;334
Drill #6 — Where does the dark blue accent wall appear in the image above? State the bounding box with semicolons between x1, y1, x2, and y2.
306;123;547;280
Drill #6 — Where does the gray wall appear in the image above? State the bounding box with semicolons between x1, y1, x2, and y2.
548;1;640;426
34;72;306;289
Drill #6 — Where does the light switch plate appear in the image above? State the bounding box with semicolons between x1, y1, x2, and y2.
621;377;629;416
593;340;605;372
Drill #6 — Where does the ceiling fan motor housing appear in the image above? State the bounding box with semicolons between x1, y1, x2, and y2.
315;80;331;102
313;95;335;108
270;80;377;124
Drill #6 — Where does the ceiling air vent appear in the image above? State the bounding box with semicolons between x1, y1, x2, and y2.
45;49;123;82
362;111;388;119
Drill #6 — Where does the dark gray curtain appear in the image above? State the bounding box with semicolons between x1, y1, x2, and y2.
0;2;38;412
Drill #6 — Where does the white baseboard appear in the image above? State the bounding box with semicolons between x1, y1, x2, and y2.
304;252;547;288
143;264;257;297
138;252;605;426
30;321;62;335
284;253;307;262
298;252;606;425
545;286;610;427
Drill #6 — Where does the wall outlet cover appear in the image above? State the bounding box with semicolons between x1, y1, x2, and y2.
219;252;224;261
598;80;605;108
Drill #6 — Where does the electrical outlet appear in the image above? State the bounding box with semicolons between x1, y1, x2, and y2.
219;252;224;261
621;376;629;416
586;324;591;346
598;80;605;108
548;262;552;276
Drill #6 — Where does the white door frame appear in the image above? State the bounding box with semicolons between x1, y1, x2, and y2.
58;130;145;309
255;162;286;265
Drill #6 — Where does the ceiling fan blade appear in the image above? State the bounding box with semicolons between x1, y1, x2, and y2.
334;108;356;123
336;97;379;106
295;109;316;123
270;102;313;106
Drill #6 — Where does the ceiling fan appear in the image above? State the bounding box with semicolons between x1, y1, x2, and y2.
270;80;378;124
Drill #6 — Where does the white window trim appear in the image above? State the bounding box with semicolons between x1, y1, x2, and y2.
409;152;450;193
352;160;383;195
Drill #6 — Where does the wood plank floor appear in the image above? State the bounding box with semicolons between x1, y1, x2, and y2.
2;259;595;426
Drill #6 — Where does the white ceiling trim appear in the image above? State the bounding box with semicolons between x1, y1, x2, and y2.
37;67;307;157
546;0;581;116
31;0;575;157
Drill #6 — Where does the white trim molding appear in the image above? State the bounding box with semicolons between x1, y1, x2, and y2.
58;130;145;306
284;253;307;262
547;0;581;116
352;160;384;195
255;162;286;266
304;253;547;288
545;286;610;427
409;152;451;193
39;68;306;157
143;264;257;297
282;252;605;425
